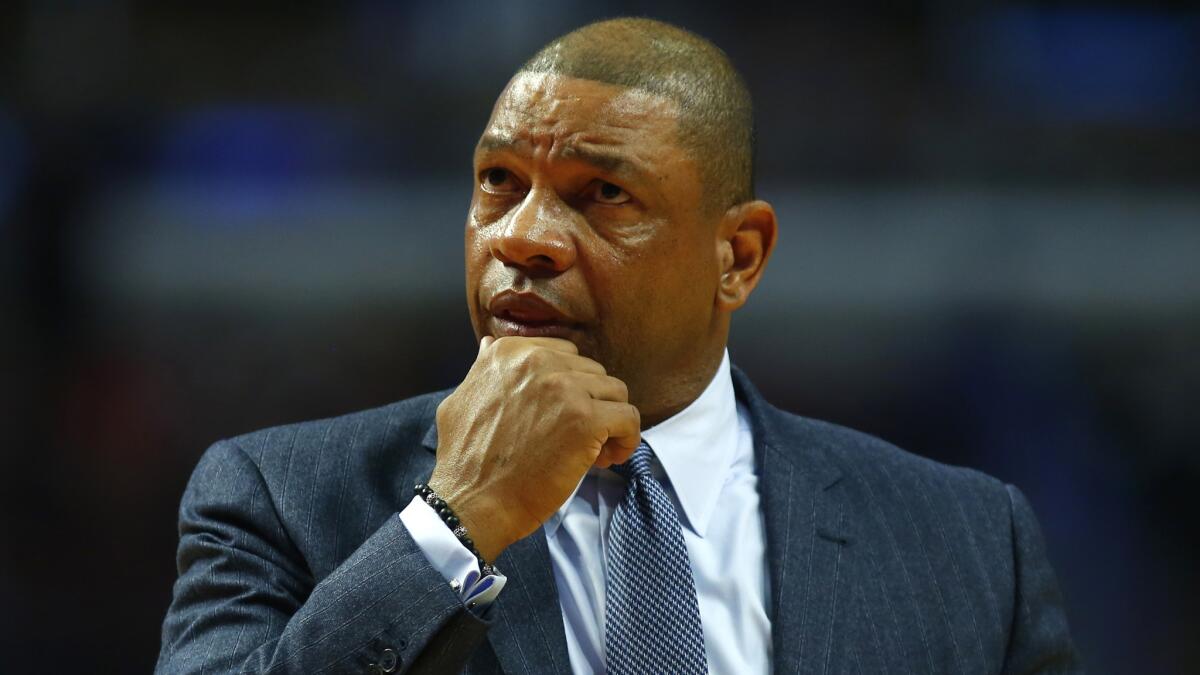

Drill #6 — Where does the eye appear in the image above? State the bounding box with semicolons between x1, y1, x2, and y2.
480;167;521;194
590;181;631;205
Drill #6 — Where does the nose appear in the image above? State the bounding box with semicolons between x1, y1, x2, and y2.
489;189;577;275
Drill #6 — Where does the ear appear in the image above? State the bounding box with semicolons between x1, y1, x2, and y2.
715;200;777;312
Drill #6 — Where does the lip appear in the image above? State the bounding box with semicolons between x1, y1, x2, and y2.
487;291;579;338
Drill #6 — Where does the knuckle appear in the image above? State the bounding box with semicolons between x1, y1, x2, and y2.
611;377;628;400
567;394;590;416
435;395;453;421
562;398;592;426
626;403;641;426
493;335;520;357
542;369;568;393
511;347;537;372
529;346;551;367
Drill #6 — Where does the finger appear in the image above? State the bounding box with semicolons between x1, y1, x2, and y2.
572;372;628;403
495;336;578;353
554;352;607;376
595;434;640;468
479;335;495;352
590;400;641;468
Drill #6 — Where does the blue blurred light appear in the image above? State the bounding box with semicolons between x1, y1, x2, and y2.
157;106;360;181
0;111;29;226
972;6;1200;125
153;105;365;227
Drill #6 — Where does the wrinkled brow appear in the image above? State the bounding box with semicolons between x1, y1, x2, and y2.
475;132;650;184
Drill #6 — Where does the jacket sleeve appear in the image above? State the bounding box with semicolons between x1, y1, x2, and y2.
155;439;492;674
1001;484;1085;673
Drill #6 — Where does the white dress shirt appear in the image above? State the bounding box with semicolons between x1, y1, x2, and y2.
400;350;772;674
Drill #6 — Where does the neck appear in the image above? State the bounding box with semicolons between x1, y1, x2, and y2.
634;343;726;429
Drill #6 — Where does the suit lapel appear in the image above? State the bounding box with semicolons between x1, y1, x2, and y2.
733;367;855;675
421;417;570;675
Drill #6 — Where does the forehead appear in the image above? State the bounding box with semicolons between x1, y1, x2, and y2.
481;72;682;152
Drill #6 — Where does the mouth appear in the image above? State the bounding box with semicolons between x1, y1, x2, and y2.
487;291;580;339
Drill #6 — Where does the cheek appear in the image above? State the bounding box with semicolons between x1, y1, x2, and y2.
592;218;659;253
464;205;498;267
642;239;718;323
464;228;488;261
463;216;491;314
471;198;514;227
594;237;709;328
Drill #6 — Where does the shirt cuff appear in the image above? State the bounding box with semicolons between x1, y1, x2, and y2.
398;495;506;611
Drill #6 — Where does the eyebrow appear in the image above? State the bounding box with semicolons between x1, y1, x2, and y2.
476;133;650;184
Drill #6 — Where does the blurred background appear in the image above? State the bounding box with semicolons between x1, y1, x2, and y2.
1;1;1197;672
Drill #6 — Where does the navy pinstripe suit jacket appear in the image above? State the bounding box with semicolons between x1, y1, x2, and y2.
156;366;1082;673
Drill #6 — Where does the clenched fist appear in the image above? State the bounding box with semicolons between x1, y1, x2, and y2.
427;336;641;562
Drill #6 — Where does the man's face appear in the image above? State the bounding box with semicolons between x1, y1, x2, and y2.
465;72;723;403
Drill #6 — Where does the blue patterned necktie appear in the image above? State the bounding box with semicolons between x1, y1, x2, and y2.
605;442;709;674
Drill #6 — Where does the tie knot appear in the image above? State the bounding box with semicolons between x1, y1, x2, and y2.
612;442;654;480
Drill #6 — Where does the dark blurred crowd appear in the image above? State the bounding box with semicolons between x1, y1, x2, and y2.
1;2;1198;673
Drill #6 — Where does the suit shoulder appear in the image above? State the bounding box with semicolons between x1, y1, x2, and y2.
219;388;452;475
767;409;1018;581
771;409;1009;509
735;366;1006;503
182;388;453;578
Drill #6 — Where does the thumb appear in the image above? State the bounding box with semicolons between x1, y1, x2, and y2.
479;335;495;352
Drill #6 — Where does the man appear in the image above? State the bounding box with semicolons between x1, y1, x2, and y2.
156;18;1081;674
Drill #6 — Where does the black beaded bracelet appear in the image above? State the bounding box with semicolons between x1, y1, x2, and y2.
414;483;497;577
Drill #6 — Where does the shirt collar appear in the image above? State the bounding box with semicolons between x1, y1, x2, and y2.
543;350;739;539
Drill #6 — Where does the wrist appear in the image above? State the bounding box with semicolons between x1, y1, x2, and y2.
423;479;514;564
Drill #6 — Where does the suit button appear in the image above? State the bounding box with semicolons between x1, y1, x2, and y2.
379;648;399;673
